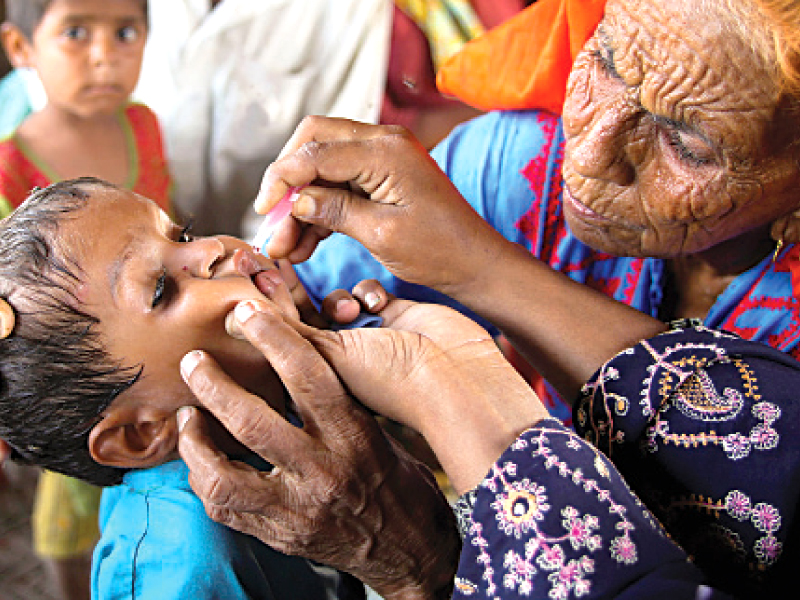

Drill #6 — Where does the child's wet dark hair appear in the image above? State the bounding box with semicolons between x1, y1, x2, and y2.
4;0;149;40
0;177;142;486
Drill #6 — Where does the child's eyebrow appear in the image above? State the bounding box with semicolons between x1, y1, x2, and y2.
108;231;146;305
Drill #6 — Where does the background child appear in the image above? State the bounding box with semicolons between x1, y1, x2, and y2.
0;177;365;599
0;0;170;211
0;2;172;597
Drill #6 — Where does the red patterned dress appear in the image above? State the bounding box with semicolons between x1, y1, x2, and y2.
0;102;172;213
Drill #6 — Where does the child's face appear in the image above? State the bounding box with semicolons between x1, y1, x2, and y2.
62;185;298;415
27;0;146;118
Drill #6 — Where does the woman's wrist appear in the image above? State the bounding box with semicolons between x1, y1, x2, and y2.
365;447;461;600
415;357;549;495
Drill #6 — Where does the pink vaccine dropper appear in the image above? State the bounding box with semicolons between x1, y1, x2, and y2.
250;186;304;254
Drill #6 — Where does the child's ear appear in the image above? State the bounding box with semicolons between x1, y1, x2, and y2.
88;408;178;469
0;23;34;69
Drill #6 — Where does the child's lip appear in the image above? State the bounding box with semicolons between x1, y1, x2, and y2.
252;270;284;296
231;248;284;294
232;248;265;278
85;83;123;95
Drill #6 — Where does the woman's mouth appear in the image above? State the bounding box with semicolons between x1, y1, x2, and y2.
562;184;610;222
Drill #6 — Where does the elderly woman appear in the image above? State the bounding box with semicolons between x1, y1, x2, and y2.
173;0;800;597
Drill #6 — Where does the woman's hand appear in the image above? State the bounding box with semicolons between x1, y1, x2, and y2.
257;116;510;300
257;117;667;401
177;300;460;600
312;281;550;494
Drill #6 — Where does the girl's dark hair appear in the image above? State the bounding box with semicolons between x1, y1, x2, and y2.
5;0;149;40
0;178;142;486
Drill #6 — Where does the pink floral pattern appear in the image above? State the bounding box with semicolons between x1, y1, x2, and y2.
454;422;702;598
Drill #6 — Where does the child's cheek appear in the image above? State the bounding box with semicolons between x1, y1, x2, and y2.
173;286;234;343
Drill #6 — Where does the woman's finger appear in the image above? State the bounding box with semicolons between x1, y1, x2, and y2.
178;344;310;469
221;299;361;439
257;116;404;213
176;406;286;514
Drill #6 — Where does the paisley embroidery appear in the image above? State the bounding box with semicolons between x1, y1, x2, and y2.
574;324;795;593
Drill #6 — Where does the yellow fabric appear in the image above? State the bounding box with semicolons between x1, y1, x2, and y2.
0;195;12;218
436;0;606;114
32;470;101;559
395;0;485;70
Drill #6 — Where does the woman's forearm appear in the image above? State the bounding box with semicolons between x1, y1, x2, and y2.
447;239;667;401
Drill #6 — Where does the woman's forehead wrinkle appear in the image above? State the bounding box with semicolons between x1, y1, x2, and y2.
618;2;773;155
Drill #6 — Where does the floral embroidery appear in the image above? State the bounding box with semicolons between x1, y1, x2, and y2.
493;482;550;538
454;423;676;599
574;324;798;594
725;490;752;520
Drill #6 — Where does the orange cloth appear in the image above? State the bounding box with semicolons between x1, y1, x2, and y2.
436;0;606;114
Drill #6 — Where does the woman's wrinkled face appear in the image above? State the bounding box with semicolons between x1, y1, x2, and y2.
561;0;800;258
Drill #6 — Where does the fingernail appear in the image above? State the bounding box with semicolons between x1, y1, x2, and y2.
335;297;355;312
180;350;203;381
225;311;246;340
234;300;257;324
365;292;381;310
176;406;193;432
292;193;315;217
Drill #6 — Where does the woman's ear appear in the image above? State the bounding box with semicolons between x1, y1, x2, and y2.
88;409;178;469
771;208;800;247
0;23;34;69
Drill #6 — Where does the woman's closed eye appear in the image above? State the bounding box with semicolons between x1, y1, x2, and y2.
655;117;717;167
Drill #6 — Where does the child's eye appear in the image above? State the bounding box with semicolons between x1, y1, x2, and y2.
117;25;140;43
177;220;194;243
63;26;88;41
152;269;167;309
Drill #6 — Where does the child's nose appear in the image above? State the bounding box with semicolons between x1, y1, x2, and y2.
90;31;119;66
181;237;226;279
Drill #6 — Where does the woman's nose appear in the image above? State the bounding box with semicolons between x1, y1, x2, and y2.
178;237;226;279
565;101;637;186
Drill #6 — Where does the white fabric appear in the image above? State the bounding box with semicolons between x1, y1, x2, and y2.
134;0;392;236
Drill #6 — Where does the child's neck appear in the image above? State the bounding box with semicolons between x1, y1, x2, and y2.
16;104;131;186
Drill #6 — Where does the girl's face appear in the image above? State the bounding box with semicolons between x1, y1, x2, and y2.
561;0;800;258
62;185;298;413
26;0;147;118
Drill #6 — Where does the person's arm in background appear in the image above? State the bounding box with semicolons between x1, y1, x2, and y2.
177;296;731;599
0;438;9;463
258;117;666;401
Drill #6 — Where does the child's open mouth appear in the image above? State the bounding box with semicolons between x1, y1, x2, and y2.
230;247;284;297
251;270;280;296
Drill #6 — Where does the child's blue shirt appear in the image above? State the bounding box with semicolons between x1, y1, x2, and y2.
92;458;365;599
